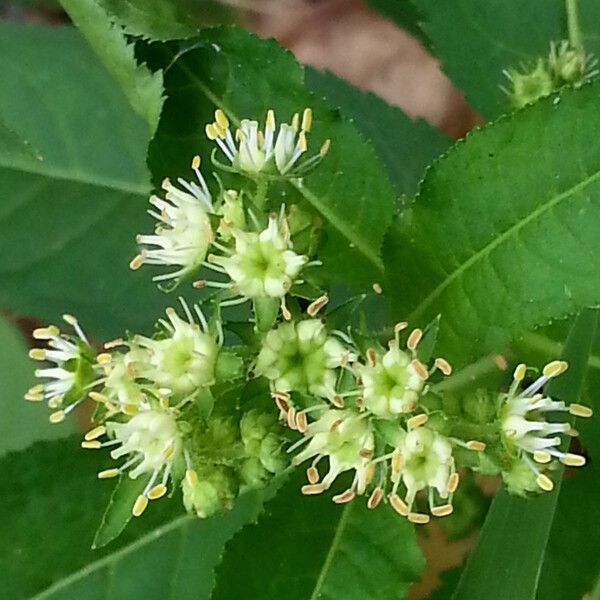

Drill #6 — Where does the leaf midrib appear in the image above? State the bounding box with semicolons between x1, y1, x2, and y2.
307;503;353;600
408;168;600;322
30;515;193;599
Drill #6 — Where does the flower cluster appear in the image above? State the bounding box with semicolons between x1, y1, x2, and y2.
25;104;594;532
502;39;598;108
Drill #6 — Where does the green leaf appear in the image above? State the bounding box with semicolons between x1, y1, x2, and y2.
305;67;450;197
0;117;39;162
384;81;600;368
0;316;74;456
96;0;199;41
92;474;147;549
0;437;266;599
414;0;600;118
452;308;598;600
0;22;190;339
147;27;396;290
212;471;424;600
60;0;164;131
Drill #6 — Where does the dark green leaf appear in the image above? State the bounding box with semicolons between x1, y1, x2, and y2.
385;82;600;368
148;27;396;290
0;437;266;599
92;474;147;549
212;471;424;600
97;0;199;40
414;0;600;118
305;67;450;197
452;308;598;600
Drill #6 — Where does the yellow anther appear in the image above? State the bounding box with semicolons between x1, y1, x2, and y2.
448;472;460;493
332;489;355;504
366;348;377;367
408;512;430;525
266;109;275;131
391;449;402;474
291;113;299;130
123;404;139;416
47;396;63;409
163;444;175;460
129;254;144;270
49;410;66;424
389;493;408;516
132;494;148;517
62;314;77;326
331;395;345;409
97;353;111;365
411;359;429;381
214;122;227;139
296;411;308;433
566;427;579;437
537;473;554;492
301;108;313;132
257;130;265;146
29;348;46;361
98;468;120;479
214;109;229;129
298;130;307;152
85;426;106;441
307;294;329;317
569;403;593;418
513;363;527;382
561;453;586;467
434;357;453;376
148;484;167;500
301;483;326;495
235;128;244;142
466;440;486;452
320;139;331;157
192;155;201;170
406;328;423;351
205;123;219;140
372;283;383;294
365;462;376;486
81;440;101;450
367;487;383;509
533;451;552;464
89;391;108;404
25;386;44;401
431;504;454;518
287;407;297;430
161;177;172;190
186;469;199;487
543;360;568;378
33;326;59;340
104;338;124;349
407;413;429;430
306;467;319;484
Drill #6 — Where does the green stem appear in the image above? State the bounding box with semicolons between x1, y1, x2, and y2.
254;177;268;210
566;0;583;50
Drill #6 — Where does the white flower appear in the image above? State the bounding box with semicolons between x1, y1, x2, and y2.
130;156;214;284
500;361;591;492
357;323;451;418
85;406;183;517
387;427;458;524
207;212;309;303
205;108;330;176
548;40;598;85
133;300;220;399
255;318;353;403
26;315;100;423
291;409;374;501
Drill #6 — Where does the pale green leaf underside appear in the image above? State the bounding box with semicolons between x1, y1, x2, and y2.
212;473;424;600
60;0;164;132
414;0;600;118
0;22;191;339
385;81;600;367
